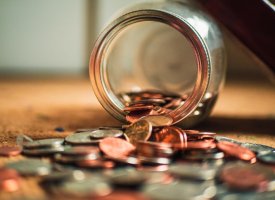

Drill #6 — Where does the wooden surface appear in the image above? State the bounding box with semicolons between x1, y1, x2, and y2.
0;77;274;199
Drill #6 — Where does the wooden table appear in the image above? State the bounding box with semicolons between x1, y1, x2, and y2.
0;77;274;199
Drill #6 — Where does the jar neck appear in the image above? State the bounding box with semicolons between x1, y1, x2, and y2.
90;9;211;124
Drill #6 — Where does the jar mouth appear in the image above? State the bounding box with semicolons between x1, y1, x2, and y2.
90;9;210;124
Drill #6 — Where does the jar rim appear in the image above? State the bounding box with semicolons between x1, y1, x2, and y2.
90;9;210;124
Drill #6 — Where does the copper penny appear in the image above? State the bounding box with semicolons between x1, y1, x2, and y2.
62;146;100;156
0;168;20;192
94;190;150;200
124;119;152;145
217;141;256;162
136;141;173;158
185;141;216;150
141;115;173;127
99;137;136;159
220;163;268;191
126;109;154;123
0;145;22;157
155;127;187;148
77;160;115;169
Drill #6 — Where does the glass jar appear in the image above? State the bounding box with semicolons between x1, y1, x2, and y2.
89;0;226;127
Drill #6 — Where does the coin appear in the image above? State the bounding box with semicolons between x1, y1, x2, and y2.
65;132;100;145
183;149;225;160
185;141;217;150
257;151;275;164
220;162;268;191
104;155;140;166
215;136;241;145
124;119;152;145
217;141;256;162
99;137;136;159
0;168;20;192
23;138;64;149
155;126;187;149
76;160;115;169
169;163;217;180
136;141;174;158
23;146;65;156
6;159;52;176
0;145;22;156
126;109;154;123
90;129;123;139
241;142;274;154
61;146;100;156
94;191;150;200
54;153;99;164
140;115;173;127
139;156;171;165
124;104;154;112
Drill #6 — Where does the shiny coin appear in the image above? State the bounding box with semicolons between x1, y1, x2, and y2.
6;159;52;176
217;141;256;162
220;162;268;191
23;138;64;149
0;168;21;192
241;142;274;154
169;163;217;180
185;141;217;150
77;160;115;169
257;151;275;164
105;155;140;166
57;177;112;198
155;126;187;149
139;156;171;165
90;129;123;139
0;145;22;156
126;109;154;123
141;115;173;127
65;132;100;145
124;119;152;145
54;153;99;164
99;137;136;159
23;146;65;156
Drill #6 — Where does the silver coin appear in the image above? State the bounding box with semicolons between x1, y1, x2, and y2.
54;153;99;164
56;177;112;198
183;150;224;160
23;138;64;149
16;134;33;146
23;146;65;156
139;156;171;165
169;163;217;180
107;168;148;187
65;132;100;145
105;155;140;166
143;181;217;200
75;128;96;133
257;151;275;164
241;142;274;154
90;129;123;139
215;136;241;145
6;159;52;176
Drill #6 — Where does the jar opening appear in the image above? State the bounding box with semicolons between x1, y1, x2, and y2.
90;10;210;124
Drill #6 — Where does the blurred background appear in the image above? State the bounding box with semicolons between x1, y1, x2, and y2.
0;0;273;81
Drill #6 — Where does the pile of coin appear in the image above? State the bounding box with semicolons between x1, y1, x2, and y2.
0;90;274;199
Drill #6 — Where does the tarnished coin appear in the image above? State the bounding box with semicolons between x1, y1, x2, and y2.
23;146;65;156
65;132;100;145
220;162;268;191
257;151;275;164
0;145;22;156
141;115;173;127
62;146;100;156
90;129;123;139
107;169;148;187
99;137;136;159
217;141;256;162
215;136;241;145
23;138;64;149
57;177;112;198
169;163;217;180
241;142;274;154
6;159;52;176
124;119;152;145
0;168;21;192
